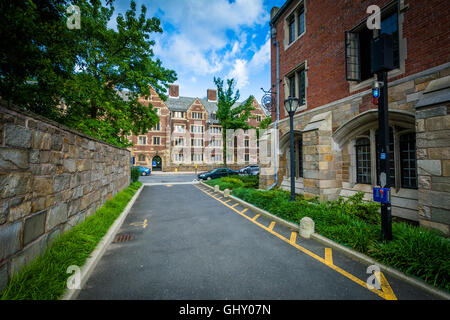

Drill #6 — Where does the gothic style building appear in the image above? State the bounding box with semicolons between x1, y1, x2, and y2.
261;0;450;235
129;84;267;172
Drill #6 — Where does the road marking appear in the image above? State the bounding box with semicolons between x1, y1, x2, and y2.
325;248;333;265
130;219;148;229
290;232;297;244
240;208;248;214
231;203;239;208
193;184;397;300
224;200;231;203
166;184;173;187
268;221;276;230
375;271;397;300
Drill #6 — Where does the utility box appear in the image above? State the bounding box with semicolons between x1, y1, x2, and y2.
371;33;394;73
373;187;391;204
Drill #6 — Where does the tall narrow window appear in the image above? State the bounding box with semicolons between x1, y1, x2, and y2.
288;74;296;97
400;133;417;189
298;7;305;36
298;140;303;178
356;138;371;184
288;16;295;44
298;69;306;105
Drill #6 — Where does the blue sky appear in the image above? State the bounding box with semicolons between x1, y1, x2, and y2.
109;0;285;105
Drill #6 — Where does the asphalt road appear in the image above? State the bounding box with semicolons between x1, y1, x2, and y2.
76;183;438;300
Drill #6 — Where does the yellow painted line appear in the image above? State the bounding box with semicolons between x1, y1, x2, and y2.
240;208;248;214
268;221;276;230
230;203;239;208
193;184;396;300
166;184;173;187
375;271;397;300
325;248;333;265
290;232;297;244
224;200;231;203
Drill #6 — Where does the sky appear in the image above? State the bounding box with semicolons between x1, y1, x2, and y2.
108;0;285;106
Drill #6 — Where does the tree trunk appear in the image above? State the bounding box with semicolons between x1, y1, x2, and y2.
222;127;227;168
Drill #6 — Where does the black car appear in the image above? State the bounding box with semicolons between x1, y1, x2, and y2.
197;168;238;180
239;165;259;175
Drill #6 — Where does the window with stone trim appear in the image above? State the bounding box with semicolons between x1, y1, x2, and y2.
153;136;161;145
345;3;400;82
400;133;417;189
356;138;372;184
138;154;146;162
138;136;147;145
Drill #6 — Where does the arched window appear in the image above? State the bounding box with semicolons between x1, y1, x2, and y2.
356;138;371;184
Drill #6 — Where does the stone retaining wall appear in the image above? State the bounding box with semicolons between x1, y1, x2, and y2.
0;102;130;291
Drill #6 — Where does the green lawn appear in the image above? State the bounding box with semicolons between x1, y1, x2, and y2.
0;181;142;300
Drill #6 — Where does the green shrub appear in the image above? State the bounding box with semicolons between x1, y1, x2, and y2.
230;187;450;291
131;167;140;183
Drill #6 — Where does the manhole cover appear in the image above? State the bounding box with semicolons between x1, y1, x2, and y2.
113;233;134;243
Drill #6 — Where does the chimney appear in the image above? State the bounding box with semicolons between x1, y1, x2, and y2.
169;84;179;98
207;89;217;102
270;7;279;20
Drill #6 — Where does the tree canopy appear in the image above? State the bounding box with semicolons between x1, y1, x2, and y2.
213;77;255;166
0;0;176;147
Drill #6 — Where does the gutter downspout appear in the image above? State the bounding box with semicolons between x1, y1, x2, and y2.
267;36;279;191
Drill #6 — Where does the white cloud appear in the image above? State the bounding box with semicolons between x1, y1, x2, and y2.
227;59;249;90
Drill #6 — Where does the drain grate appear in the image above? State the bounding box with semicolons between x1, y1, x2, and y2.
113;233;134;243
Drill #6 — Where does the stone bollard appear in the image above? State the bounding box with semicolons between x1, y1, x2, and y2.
214;185;220;192
299;217;315;239
224;189;230;197
207;177;211;180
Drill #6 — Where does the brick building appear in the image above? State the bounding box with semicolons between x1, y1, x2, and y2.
129;84;266;172
261;0;450;234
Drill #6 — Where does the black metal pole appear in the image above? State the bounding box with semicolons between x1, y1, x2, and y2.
289;111;296;201
377;70;392;241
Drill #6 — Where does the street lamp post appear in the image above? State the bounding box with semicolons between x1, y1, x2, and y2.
284;97;300;201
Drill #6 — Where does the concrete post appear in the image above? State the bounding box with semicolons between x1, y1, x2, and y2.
299;217;315;239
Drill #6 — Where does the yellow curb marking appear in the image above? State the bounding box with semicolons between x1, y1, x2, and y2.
325;248;333;266
166;185;173;187
290;232;297;244
240;208;248;214
194;184;397;300
231;203;239;208
268;221;276;231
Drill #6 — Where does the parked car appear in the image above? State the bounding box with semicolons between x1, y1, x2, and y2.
239;165;259;176
133;166;151;176
197;168;238;180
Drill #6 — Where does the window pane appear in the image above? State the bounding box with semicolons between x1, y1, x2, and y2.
298;9;305;36
356;138;371;184
289;16;295;43
400;133;417;189
288;74;296;97
298;69;305;105
381;11;399;68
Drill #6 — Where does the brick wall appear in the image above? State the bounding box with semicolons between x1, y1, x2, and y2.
0;102;131;290
271;0;450;121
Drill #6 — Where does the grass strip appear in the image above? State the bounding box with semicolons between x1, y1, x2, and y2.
0;181;142;300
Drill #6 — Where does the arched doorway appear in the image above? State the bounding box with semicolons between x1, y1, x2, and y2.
152;155;162;171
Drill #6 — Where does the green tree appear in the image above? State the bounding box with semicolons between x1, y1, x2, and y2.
0;0;77;119
0;0;176;147
213;77;255;167
61;0;176;146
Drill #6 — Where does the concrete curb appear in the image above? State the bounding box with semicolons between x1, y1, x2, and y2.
61;184;144;300
200;181;450;300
